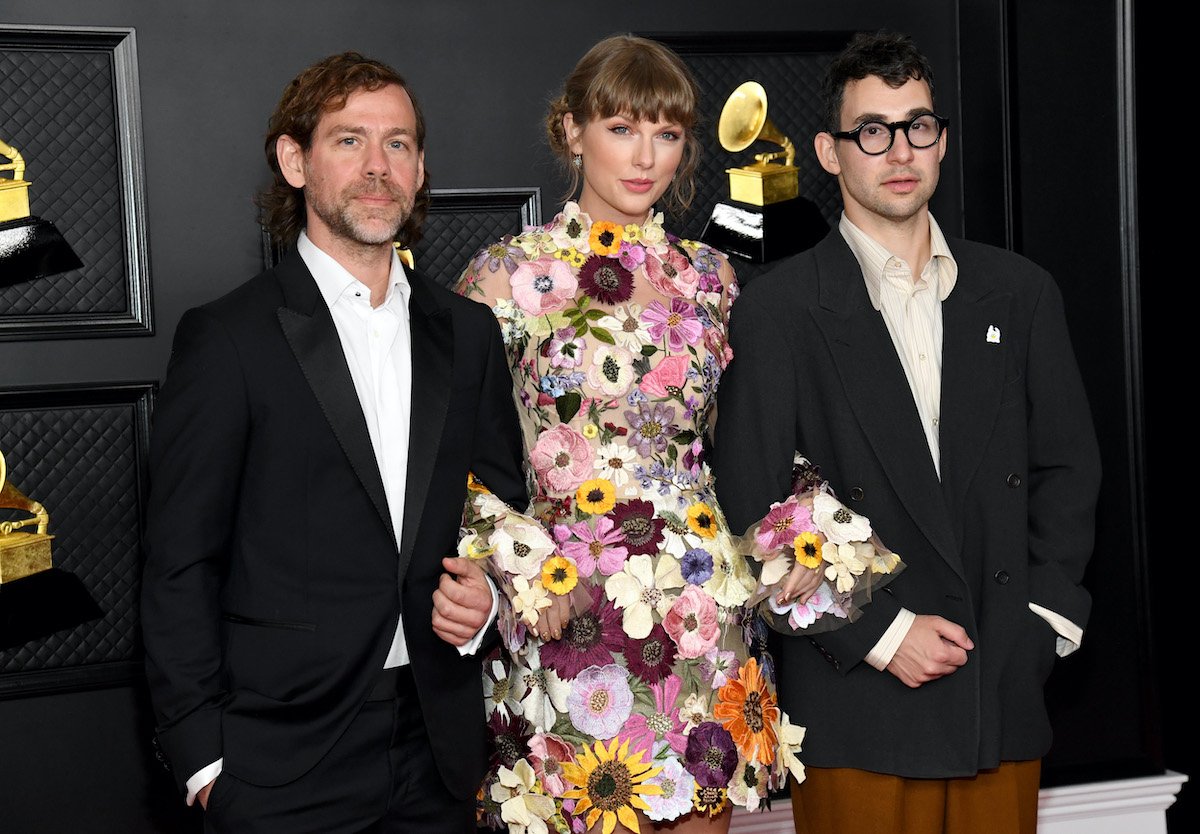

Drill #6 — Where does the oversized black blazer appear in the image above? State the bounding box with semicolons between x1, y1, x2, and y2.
714;231;1100;777
141;250;526;797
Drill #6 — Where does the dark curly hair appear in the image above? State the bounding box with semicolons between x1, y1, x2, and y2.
821;32;936;133
257;51;430;248
545;35;700;214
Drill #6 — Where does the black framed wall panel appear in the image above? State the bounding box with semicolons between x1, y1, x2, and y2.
0;25;152;340
0;383;153;698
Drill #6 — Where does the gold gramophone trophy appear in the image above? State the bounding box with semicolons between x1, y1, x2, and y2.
1;447;101;649
0;449;55;584
701;82;827;263
1;134;83;287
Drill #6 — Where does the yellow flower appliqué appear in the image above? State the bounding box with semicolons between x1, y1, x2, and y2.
692;784;729;818
589;221;625;257
686;502;718;538
577;478;617;515
542;555;579;596
793;531;823;569
561;737;662;834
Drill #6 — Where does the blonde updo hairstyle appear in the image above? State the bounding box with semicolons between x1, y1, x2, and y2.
546;34;701;215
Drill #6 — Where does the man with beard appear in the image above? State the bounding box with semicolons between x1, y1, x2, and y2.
141;52;527;833
715;33;1100;834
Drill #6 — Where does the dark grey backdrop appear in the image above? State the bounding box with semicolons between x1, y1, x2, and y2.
0;1;1167;832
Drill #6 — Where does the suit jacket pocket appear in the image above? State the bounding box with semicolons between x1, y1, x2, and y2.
222;614;319;702
222;612;315;631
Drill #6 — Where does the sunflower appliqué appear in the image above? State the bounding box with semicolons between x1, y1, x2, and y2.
561;737;663;834
692;784;730;818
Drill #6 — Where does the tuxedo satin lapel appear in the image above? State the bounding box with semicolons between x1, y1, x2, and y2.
813;239;961;575
274;256;394;544
397;273;452;583
938;272;1010;538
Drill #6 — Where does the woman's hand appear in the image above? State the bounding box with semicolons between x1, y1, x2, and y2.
532;591;573;641
776;561;824;606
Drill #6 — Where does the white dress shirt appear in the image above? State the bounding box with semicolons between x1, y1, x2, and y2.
185;233;496;804
836;215;1082;672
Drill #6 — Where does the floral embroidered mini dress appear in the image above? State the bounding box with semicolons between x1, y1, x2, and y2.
457;204;900;833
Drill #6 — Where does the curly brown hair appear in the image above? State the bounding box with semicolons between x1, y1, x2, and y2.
257;51;430;248
546;35;700;214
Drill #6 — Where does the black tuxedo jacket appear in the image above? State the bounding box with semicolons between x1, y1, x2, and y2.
715;231;1100;777
141;251;526;797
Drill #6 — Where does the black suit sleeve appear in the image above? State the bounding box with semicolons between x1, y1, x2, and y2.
141;307;247;792
1025;274;1100;628
713;288;800;533
715;282;900;669
468;308;528;515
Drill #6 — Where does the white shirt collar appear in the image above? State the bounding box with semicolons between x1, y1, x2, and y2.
296;230;411;311
838;213;958;310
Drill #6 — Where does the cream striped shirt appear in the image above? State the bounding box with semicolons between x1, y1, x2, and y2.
840;213;957;478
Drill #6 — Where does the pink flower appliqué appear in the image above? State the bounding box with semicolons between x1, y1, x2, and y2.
510;257;578;316
566;664;633;739
531;424;593;493
556;516;629;577
618;242;646;272
644;249;700;299
703;320;734;370
621;675;689;759
699;648;741;689
639;354;691;399
755;497;814;553
528;732;576;797
548;327;586;369
642;298;703;353
663;585;720;658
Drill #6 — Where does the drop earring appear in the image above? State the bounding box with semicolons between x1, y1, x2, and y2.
572;153;582;169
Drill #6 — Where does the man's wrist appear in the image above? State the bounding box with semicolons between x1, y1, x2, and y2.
457;574;499;656
865;608;916;670
185;759;223;806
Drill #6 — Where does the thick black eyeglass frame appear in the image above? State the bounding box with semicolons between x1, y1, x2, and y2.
831;114;950;155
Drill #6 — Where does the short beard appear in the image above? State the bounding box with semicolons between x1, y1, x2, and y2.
307;181;413;247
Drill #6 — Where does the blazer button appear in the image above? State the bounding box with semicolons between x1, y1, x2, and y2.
1006;473;1022;488
850;486;864;501
994;570;1010;585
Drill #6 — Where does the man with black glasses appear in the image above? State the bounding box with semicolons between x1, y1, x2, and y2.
715;32;1100;833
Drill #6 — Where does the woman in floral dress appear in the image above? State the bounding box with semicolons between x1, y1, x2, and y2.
457;36;899;834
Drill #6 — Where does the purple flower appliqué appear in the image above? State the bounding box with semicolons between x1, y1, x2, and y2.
473;236;523;274
680;548;714;584
684;721;739;787
488;710;533;771
624;402;678;456
606;499;666;556
539;585;625;680
578;256;634;304
622;622;678;684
